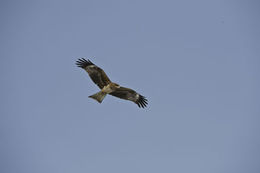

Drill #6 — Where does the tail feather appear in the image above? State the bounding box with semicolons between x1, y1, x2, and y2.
89;91;107;103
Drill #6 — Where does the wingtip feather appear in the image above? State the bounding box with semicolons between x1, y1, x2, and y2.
76;58;94;68
136;95;148;108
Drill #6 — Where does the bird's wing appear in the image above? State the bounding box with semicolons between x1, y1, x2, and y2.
76;58;111;89
109;86;148;108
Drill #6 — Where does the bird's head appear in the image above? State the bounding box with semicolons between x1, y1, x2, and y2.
111;83;120;89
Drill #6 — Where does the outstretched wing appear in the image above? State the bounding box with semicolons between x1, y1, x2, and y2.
109;86;148;108
76;58;111;89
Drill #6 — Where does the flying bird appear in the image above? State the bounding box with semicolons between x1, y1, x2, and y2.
76;58;148;108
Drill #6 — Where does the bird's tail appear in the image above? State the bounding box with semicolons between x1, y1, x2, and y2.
89;91;107;103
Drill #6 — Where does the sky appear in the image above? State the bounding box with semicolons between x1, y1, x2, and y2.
1;0;260;173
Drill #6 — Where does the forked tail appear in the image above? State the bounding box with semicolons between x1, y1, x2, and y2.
89;91;107;103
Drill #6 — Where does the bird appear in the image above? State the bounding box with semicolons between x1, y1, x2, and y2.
76;58;148;108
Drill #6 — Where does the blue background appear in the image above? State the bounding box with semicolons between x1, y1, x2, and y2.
1;0;260;173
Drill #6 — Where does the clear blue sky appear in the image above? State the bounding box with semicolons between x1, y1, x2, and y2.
1;0;260;173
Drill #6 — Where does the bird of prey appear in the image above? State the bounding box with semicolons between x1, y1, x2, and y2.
76;58;148;108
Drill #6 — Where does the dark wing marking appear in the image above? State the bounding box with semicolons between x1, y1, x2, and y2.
109;86;148;108
76;58;111;89
136;95;148;108
76;58;94;68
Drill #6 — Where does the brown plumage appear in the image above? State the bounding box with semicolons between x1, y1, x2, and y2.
76;58;148;108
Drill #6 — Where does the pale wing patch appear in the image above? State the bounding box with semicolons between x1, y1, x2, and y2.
135;94;140;101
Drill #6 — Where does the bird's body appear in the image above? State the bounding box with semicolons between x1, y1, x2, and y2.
89;83;120;103
76;58;148;108
102;83;120;93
